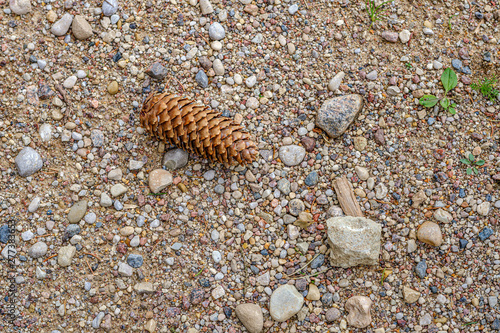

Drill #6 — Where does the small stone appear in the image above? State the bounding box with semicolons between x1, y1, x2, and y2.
419;313;432;326
345;296;372;328
28;242;48;258
203;170;215;181
102;0;118;16
9;0;32;15
118;262;133;276
326;216;381;268
478;227;493;241
415;260;427;278
353;137;367;151
28;196;41;213
134;282;154;294
163;149;189;170
328;72;344;91
382;31;398;42
306;284;320;301
100;193;113;207
417;221;442;246
477;202;490;216
212;59;224;76
92;312;105;329
51;13;73;36
199;0;214;14
129;160;144;171
108;168;122;180
375;183;388;199
245;75;257;88
433;208;452;223
36;267;46;279
127;254;144;268
72;15;93;40
58;245;76;267
269;285;304;322
279;145;306;166
212;285;225;299
399;29;411;43
355;166;369;180
289;199;305;216
145;62;168;80
387;86;401;96
374;128;385;145
110;184;127;197
144;319;156;333
304;171;318;186
366;70;378;81
235;304;263;333
148;169;173;193
107;81;119;95
63;76;77;89
68;200;87;223
39;124;53;142
209;22;225;40
195;70;209;88
412;190;427;208
15;147;43;177
403;286;420;303
326;308;341;322
316;94;364;138
90;130;104;147
288;4;299;15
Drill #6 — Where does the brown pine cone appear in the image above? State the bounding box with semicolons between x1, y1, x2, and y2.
140;91;258;166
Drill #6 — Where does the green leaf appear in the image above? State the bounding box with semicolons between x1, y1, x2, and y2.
451;103;457;107
473;167;479;175
440;97;450;109
469;154;475;162
460;158;471;165
449;108;456;115
420;95;439;108
441;68;458;93
467;168;472;175
475;160;485;166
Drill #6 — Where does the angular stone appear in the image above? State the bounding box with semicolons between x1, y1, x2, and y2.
412;190;427;208
72;15;93;40
51;13;73;36
345;296;372;328
433;208;452;223
403;286;420;303
279;145;306;166
306;284;320;301
15;147;43;177
315;94;364;138
133;282;154;294
58;245;76;267
148;169;173;193
326;216;381;268
269;285;304;322
145;62;168;80
235;304;263;333
417;221;442;246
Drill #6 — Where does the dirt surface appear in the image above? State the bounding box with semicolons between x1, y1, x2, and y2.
0;0;499;332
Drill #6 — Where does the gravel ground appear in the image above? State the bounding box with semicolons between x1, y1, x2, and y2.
1;0;500;332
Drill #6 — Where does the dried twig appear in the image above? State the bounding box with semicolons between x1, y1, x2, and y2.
285;253;321;277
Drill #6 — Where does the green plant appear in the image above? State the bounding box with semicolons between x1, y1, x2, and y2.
471;77;499;102
365;0;391;28
419;68;458;114
405;62;412;69
448;14;458;30
460;153;485;175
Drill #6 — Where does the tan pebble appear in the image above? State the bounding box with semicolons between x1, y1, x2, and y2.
417;221;442;246
120;226;134;236
107;81;119;95
47;10;57;23
402;286;420;303
148;169;173;194
345;296;372;328
306;284;320;301
52;110;64;120
424;20;433;28
144;319;156;333
472;146;481;156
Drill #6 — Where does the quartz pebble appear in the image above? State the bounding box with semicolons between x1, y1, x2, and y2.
51;13;73;36
148;169;173;193
269;285;304;322
72;15;93;40
15;147;43;177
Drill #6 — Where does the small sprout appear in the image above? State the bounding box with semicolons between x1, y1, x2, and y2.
471;77;499;102
460;153;485;175
405;62;412;69
419;68;458;115
365;0;391;28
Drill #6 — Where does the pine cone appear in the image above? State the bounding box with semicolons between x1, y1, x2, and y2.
140;91;258;166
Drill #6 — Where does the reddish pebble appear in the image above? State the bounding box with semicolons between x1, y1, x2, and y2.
139;237;147;246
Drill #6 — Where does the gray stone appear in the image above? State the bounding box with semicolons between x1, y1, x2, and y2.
269;285;304;322
108;168;122;180
63;75;77;89
58;245;76;267
51;13;73;36
91;130;104;147
102;0;118;16
288;199;305;216
129;160;144;170
9;0;31;15
118;262;133;276
199;0;214;14
203;170;215;181
163;149;189;170
315;94;364;138
134;282;154;294
72;15;93;40
15;147;43;177
100;193;113;207
145;62;168;80
366;70;378;80
235;303;263;333
28;242;48;258
325;308;341;322
68;200;87;223
196;70;209;88
288;4;299;15
279;145;306;166
28;196;41;213
326;216;381;268
127;254;143;268
110;184;127;197
92;312;105;328
433;208;452;223
209;22;225;40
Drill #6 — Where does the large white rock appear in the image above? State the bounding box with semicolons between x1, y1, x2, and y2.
326;216;381;268
269;285;304;322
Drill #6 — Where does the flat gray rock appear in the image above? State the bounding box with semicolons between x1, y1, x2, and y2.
15;147;43;177
316;94;364;138
51;13;73;36
163;148;189;170
326;216;381;268
269;284;304;322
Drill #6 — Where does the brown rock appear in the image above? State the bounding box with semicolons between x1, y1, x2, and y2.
345;296;372;328
403;286;420;303
417;221;442;246
301;136;315;152
244;4;259;16
148;169;173;193
374;128;385;145
413;89;424;98
412;190;427;208
235;303;263;333
72;15;93;40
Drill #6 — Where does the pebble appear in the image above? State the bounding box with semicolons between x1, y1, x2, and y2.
245;75;257;88
72;15;93;40
148;169;173;193
415;260;427;278
382;31;399;42
51;13;73;36
162;149;189;170
375;183;388;199
279;145;306;166
316;94;364;138
212;59;224;76
399;29;411;43
107;81;119;94
28;242;48;258
306;284;320;301
28;196;41;213
195;70;209;88
433;208;452;223
108;168;122;180
199;0;213;14
326;308;341;322
209;22;225;40
235;304;263;333
288;4;299;15
63;76;77;89
127;254;144;268
326;216;381;268
110;184;127;197
203;170;215;181
58;245;76;267
102;0;118;16
9;0;31;15
417;221;442;246
15;147;43;177
403;286;420;303
355;166;369;180
145;62;168;80
366;70;378;81
345;296;372;328
90;130;104;147
212;250;222;263
68;200;87;223
269;285;304;322
84;212;96;224
328;71;345;91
